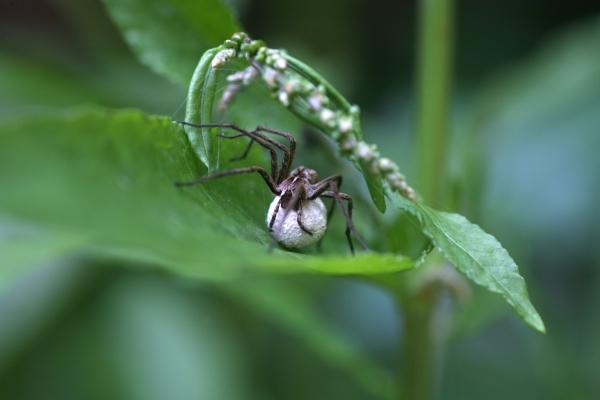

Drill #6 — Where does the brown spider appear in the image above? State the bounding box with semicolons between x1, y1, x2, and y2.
175;122;368;254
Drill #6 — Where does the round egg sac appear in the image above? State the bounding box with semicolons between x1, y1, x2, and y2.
266;196;328;249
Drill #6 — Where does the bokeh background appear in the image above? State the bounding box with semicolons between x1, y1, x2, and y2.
1;0;599;399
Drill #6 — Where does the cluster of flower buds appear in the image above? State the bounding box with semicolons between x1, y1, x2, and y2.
211;32;416;201
218;66;258;111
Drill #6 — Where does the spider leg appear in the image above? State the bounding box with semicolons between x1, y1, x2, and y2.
175;166;280;195
309;176;343;252
176;121;285;182
269;185;306;251
319;189;368;254
306;175;343;199
268;196;282;231
255;126;297;180
216;133;254;162
230;138;255;162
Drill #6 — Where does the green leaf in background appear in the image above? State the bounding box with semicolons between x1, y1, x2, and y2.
0;225;87;288
228;278;395;399
390;192;545;333
0;108;412;285
101;0;240;85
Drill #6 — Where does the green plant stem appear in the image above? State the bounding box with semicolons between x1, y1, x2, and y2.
402;297;437;400
402;0;455;399
415;0;454;205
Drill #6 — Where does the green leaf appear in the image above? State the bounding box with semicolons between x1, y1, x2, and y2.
227;278;396;399
390;192;545;333
358;160;387;213
102;0;240;85
0;224;87;287
184;47;220;169
0;108;413;284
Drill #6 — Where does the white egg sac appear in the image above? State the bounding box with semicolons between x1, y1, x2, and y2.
266;196;327;249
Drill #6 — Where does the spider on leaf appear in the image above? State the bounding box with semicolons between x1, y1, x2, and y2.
175;122;368;254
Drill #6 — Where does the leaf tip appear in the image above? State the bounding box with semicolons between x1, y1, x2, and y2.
527;312;546;334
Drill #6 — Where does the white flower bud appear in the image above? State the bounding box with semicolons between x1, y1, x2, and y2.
308;92;325;111
278;91;290;107
319;109;335;125
263;67;279;88
355;142;376;161
226;70;245;82
338;116;353;133
378;158;396;173
273;56;288;70
211;49;235;68
283;79;299;94
404;187;416;200
341;137;357;152
218;83;240;111
388;172;407;185
242;66;258;84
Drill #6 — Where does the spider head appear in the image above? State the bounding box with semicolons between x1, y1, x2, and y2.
291;166;319;184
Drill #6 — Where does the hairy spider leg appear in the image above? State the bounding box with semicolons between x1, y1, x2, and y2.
175;166;280;195
225;125;297;183
308;177;368;254
307;175;343;222
267;183;308;252
268;196;282;231
310;175;344;253
227;137;254;162
176;121;283;182
254;126;297;182
307;174;343;198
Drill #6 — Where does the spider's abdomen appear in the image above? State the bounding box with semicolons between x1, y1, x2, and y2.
266;196;327;249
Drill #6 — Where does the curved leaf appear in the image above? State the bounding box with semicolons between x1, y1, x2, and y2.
184;47;220;169
0;108;413;284
102;0;239;85
390;192;545;333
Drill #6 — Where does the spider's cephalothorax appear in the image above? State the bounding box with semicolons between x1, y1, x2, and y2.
175;122;368;254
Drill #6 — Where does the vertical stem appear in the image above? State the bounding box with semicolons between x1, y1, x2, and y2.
415;0;454;206
400;276;453;400
402;297;437;400
402;1;455;398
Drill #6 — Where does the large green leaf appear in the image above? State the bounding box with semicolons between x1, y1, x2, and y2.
390;192;545;333
102;0;240;85
0;108;412;284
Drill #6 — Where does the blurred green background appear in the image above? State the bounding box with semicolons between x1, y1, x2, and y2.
1;0;599;399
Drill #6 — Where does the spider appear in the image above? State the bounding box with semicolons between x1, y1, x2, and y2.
175;122;368;254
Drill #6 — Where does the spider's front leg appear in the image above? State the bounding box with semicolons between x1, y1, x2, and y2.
308;178;368;254
175;165;280;195
254;126;297;181
322;190;368;254
175;121;286;183
230;125;298;183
